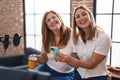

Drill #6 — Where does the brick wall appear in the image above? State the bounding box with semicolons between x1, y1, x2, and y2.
0;0;24;56
0;0;93;56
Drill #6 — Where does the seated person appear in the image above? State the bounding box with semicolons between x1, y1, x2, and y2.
29;10;75;80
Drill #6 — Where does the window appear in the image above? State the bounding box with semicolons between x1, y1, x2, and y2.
95;0;120;67
24;0;70;50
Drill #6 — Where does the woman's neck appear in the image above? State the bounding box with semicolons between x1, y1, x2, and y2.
53;29;60;37
52;30;60;46
83;28;89;40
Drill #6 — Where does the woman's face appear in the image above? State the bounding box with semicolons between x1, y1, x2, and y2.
75;8;91;30
46;12;61;31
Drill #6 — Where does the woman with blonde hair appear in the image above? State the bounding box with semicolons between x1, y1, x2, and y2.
56;5;111;80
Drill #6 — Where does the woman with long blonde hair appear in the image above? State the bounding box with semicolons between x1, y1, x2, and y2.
56;5;111;80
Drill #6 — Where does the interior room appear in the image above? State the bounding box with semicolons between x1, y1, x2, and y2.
0;0;120;80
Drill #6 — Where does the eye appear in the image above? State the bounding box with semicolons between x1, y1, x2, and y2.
82;12;87;16
46;19;50;23
75;14;80;19
52;16;56;19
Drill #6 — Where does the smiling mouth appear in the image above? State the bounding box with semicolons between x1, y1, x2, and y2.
50;24;57;27
80;20;87;24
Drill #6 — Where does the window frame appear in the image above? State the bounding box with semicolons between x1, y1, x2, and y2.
94;0;120;67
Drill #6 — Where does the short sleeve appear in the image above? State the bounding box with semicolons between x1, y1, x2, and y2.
94;33;111;56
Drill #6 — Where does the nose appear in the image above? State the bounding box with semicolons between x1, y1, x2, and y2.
80;15;84;19
79;16;85;22
50;19;54;23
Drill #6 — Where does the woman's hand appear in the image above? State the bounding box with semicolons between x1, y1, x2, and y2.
55;53;68;62
37;52;48;64
56;53;80;68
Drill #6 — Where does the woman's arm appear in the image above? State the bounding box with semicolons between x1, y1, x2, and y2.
56;52;106;69
71;53;79;59
35;46;48;64
75;53;106;69
36;52;48;64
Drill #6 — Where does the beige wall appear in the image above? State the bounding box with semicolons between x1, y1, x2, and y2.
0;0;93;56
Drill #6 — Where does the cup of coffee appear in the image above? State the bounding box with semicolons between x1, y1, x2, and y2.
28;55;38;68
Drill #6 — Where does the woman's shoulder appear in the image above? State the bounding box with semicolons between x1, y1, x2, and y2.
99;32;110;39
96;31;111;44
96;27;110;39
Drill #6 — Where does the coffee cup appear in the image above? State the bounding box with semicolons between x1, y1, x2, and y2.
28;56;38;68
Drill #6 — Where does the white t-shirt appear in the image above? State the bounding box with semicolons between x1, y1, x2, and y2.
46;34;74;73
72;31;111;78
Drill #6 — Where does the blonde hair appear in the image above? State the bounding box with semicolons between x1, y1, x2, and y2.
42;10;71;53
73;5;97;44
